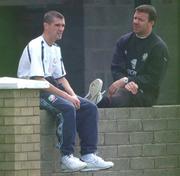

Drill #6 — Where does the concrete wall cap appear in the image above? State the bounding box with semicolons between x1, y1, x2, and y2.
0;77;49;89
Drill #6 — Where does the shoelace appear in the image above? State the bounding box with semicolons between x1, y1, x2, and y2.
68;154;73;158
86;154;104;164
94;155;104;162
101;90;106;96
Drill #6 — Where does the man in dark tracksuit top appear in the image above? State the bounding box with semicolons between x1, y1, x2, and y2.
97;4;169;107
17;11;113;172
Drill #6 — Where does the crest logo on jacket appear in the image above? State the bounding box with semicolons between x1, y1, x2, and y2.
142;53;148;62
131;59;137;70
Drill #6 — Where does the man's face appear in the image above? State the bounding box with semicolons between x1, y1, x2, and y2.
45;17;65;42
133;11;153;37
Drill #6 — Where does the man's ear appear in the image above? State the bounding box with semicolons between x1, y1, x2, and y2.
43;22;48;30
150;20;155;27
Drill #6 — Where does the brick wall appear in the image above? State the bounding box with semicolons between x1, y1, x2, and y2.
152;0;179;104
40;105;180;176
83;0;134;92
0;90;41;176
0;89;180;175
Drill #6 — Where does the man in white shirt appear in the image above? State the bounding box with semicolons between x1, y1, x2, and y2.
17;10;113;172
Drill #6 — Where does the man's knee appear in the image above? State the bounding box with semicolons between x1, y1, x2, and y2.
87;101;98;112
110;88;132;107
63;102;76;113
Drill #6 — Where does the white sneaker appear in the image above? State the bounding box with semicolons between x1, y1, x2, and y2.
80;153;114;172
61;154;87;172
85;79;105;104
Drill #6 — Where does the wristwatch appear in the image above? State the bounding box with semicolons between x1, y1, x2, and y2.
123;77;128;84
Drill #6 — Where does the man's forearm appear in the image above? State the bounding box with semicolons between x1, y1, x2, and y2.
33;76;72;99
57;77;76;97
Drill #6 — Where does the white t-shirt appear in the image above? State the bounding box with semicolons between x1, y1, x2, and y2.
17;35;66;79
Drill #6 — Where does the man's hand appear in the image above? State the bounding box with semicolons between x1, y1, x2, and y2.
125;81;138;95
67;95;80;109
57;77;80;109
108;78;127;97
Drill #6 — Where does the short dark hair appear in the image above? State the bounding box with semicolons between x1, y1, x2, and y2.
135;4;157;23
43;10;64;24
